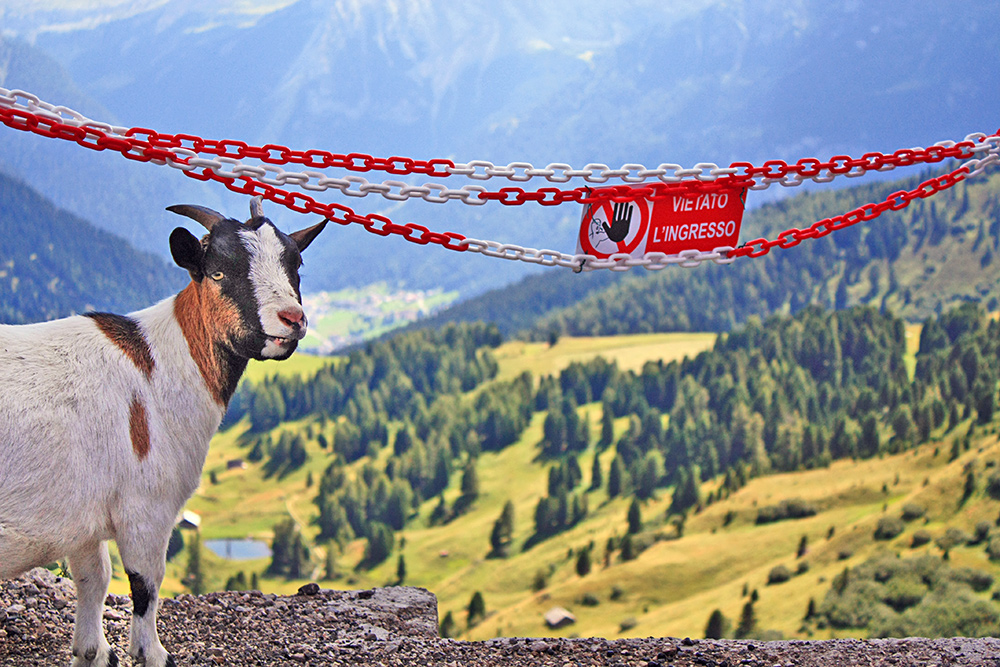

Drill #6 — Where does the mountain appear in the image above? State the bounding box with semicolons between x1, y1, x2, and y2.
415;164;1000;337
0;0;998;297
0;170;185;324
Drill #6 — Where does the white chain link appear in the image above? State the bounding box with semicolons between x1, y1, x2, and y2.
3;86;998;272
5;86;996;199
457;238;737;271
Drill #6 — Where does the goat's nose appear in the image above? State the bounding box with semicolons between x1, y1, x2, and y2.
278;307;306;330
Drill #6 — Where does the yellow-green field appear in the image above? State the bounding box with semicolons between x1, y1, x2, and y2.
112;329;1000;642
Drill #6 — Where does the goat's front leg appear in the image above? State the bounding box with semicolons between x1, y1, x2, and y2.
117;527;175;667
68;541;119;667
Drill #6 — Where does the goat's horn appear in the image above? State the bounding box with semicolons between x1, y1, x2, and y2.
166;204;226;231
249;195;265;220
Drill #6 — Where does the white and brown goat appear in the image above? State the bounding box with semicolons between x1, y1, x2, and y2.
0;198;325;666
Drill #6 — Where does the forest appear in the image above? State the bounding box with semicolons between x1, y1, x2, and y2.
0;172;183;324
414;164;1000;340
224;299;1000;602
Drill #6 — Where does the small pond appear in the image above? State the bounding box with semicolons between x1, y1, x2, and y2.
204;538;271;561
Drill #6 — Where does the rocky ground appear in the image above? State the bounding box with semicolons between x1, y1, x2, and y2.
3;568;1000;666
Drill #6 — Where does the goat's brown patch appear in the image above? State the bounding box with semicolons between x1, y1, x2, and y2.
129;396;150;461
85;313;155;380
174;282;247;406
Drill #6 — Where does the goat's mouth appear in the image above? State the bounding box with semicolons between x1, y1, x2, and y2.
265;334;296;347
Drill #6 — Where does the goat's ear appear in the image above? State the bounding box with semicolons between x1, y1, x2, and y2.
170;227;205;280
289;219;328;253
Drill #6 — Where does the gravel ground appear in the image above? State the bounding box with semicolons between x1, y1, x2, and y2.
3;568;1000;666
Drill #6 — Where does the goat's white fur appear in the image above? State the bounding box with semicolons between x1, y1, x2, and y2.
241;224;306;359
0;202;324;667
0;297;219;666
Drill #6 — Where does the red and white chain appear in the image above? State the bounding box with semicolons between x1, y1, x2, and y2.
2;86;998;270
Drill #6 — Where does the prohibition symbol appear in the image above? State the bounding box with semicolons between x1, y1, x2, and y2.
578;198;650;258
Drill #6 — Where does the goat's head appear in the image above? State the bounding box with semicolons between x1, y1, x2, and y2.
167;197;326;361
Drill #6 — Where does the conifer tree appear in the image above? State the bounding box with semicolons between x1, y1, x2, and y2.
576;547;592;577
467;591;486;627
440;611;457;638
600;401;615;448
704;609;729;639
324;549;337;580
590;451;604;491
396;554;407;585
620;534;636;561
734;601;757;639
608;455;628;498
627;498;642;534
185;532;204;595
489;501;516;557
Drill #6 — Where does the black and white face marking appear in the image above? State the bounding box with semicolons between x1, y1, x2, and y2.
168;199;326;364
238;218;308;359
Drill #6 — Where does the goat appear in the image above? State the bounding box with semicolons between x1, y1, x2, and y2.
0;197;325;667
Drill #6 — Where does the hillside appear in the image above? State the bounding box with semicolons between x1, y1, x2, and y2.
2;1;998;293
0;171;185;324
421;167;1000;338
131;303;1000;643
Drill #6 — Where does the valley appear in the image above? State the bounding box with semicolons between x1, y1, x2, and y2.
120;320;1000;641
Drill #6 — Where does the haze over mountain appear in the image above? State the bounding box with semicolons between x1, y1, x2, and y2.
1;0;998;297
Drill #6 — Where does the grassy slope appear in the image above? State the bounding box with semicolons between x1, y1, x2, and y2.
130;329;1000;643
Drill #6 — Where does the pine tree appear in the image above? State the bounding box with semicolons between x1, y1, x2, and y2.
396;554;407;585
458;459;480;504
363;521;394;567
590;452;603;491
575;547;592;577
704;609;729;639
797;535;808;558
620;533;636;561
185;532;204;596
627;498;642;534
734;601;757;639
440;610;457;638
467;591;486;627
489;501;515;557
324;549;337;580
962;470;977;505
608;455;628;497
268;517;296;576
669;465;702;515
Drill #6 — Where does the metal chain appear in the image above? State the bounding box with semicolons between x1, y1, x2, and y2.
3;86;995;194
1;85;997;271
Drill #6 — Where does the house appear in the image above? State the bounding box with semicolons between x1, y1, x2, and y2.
177;510;201;530
226;458;247;470
544;607;576;629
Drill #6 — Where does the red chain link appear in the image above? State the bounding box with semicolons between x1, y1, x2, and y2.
0;107;470;252
728;142;980;181
1;104;994;264
727;165;972;259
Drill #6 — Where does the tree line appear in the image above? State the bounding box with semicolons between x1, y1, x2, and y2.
244;301;998;572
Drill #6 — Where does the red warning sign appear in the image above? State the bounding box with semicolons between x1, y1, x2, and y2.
578;186;748;259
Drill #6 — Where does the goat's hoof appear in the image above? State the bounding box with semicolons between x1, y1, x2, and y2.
129;646;174;667
70;645;119;667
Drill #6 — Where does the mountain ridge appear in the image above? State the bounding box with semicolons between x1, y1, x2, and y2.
411;164;1000;338
1;0;997;295
0;169;185;324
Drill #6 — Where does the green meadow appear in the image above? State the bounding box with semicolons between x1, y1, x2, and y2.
117;329;1000;641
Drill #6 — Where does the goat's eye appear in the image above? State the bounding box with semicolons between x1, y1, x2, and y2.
211;271;225;281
